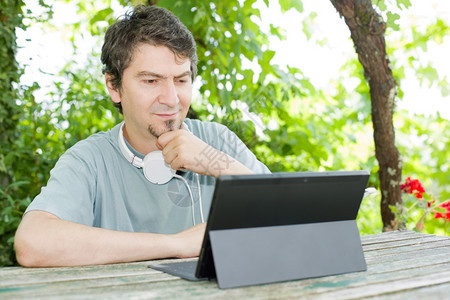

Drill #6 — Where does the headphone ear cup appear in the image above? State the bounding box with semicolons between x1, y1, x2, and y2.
143;151;175;184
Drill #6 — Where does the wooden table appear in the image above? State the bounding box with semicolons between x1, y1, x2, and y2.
1;230;449;299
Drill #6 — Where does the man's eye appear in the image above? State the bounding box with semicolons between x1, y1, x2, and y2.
145;80;156;84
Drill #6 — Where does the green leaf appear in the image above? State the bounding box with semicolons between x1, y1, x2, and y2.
279;0;303;13
396;0;412;10
386;12;400;31
376;0;387;11
90;8;114;25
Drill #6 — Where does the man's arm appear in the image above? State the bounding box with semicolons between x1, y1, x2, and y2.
14;211;206;267
157;130;254;177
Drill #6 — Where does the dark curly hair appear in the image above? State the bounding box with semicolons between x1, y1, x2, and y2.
101;5;198;113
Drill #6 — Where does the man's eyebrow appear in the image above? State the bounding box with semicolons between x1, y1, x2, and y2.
135;70;191;79
174;71;192;78
136;71;164;79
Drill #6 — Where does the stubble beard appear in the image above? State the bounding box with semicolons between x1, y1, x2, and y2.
147;119;181;138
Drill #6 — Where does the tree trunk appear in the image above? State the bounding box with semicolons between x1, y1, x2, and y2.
330;0;402;230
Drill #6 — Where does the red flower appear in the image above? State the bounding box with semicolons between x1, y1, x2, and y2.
401;177;426;199
434;212;443;219
433;200;450;222
439;200;450;210
433;212;450;221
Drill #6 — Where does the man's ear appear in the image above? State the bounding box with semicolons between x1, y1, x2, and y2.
105;73;121;104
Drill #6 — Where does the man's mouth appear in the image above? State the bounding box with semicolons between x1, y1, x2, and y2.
154;112;178;119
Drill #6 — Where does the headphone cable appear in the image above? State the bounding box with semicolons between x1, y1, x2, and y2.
173;173;204;225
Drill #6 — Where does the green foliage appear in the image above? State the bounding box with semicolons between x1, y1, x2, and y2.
384;4;449;233
279;0;303;13
0;0;26;267
393;112;449;234
401;18;450;96
0;182;31;266
0;0;120;265
0;0;24;171
330;0;449;235
390;176;449;235
357;192;383;235
395;112;449;199
374;0;411;31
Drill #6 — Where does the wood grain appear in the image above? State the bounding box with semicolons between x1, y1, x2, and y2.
1;231;448;299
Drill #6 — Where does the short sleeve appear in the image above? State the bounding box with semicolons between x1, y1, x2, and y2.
26;143;97;226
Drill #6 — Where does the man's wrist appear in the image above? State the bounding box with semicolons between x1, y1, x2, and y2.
210;153;254;178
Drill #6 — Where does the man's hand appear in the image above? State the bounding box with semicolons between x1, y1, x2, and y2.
157;130;253;177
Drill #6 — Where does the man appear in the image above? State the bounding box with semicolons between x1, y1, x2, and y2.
14;5;270;267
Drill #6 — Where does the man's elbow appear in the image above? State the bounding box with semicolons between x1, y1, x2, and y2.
14;222;50;267
14;230;39;267
15;247;37;268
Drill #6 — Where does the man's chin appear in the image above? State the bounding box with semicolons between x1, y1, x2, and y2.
166;119;181;131
148;119;183;138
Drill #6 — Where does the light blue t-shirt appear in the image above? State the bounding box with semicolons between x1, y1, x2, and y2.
26;119;270;234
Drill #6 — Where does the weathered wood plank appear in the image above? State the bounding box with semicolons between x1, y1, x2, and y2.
364;242;450;264
3;266;448;300
1;231;448;299
1;257;448;299
363;234;449;251
3;240;447;289
2;235;445;288
0;268;156;287
365;283;450;300
361;230;426;243
2;248;447;296
0;258;191;286
363;239;450;260
312;271;450;299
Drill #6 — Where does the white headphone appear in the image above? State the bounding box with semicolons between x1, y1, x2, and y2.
118;123;175;184
117;123;204;224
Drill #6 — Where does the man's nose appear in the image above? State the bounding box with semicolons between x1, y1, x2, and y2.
158;80;179;107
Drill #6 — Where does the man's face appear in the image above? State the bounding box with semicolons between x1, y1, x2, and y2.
109;44;192;144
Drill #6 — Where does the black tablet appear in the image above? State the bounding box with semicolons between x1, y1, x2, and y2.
150;170;370;288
